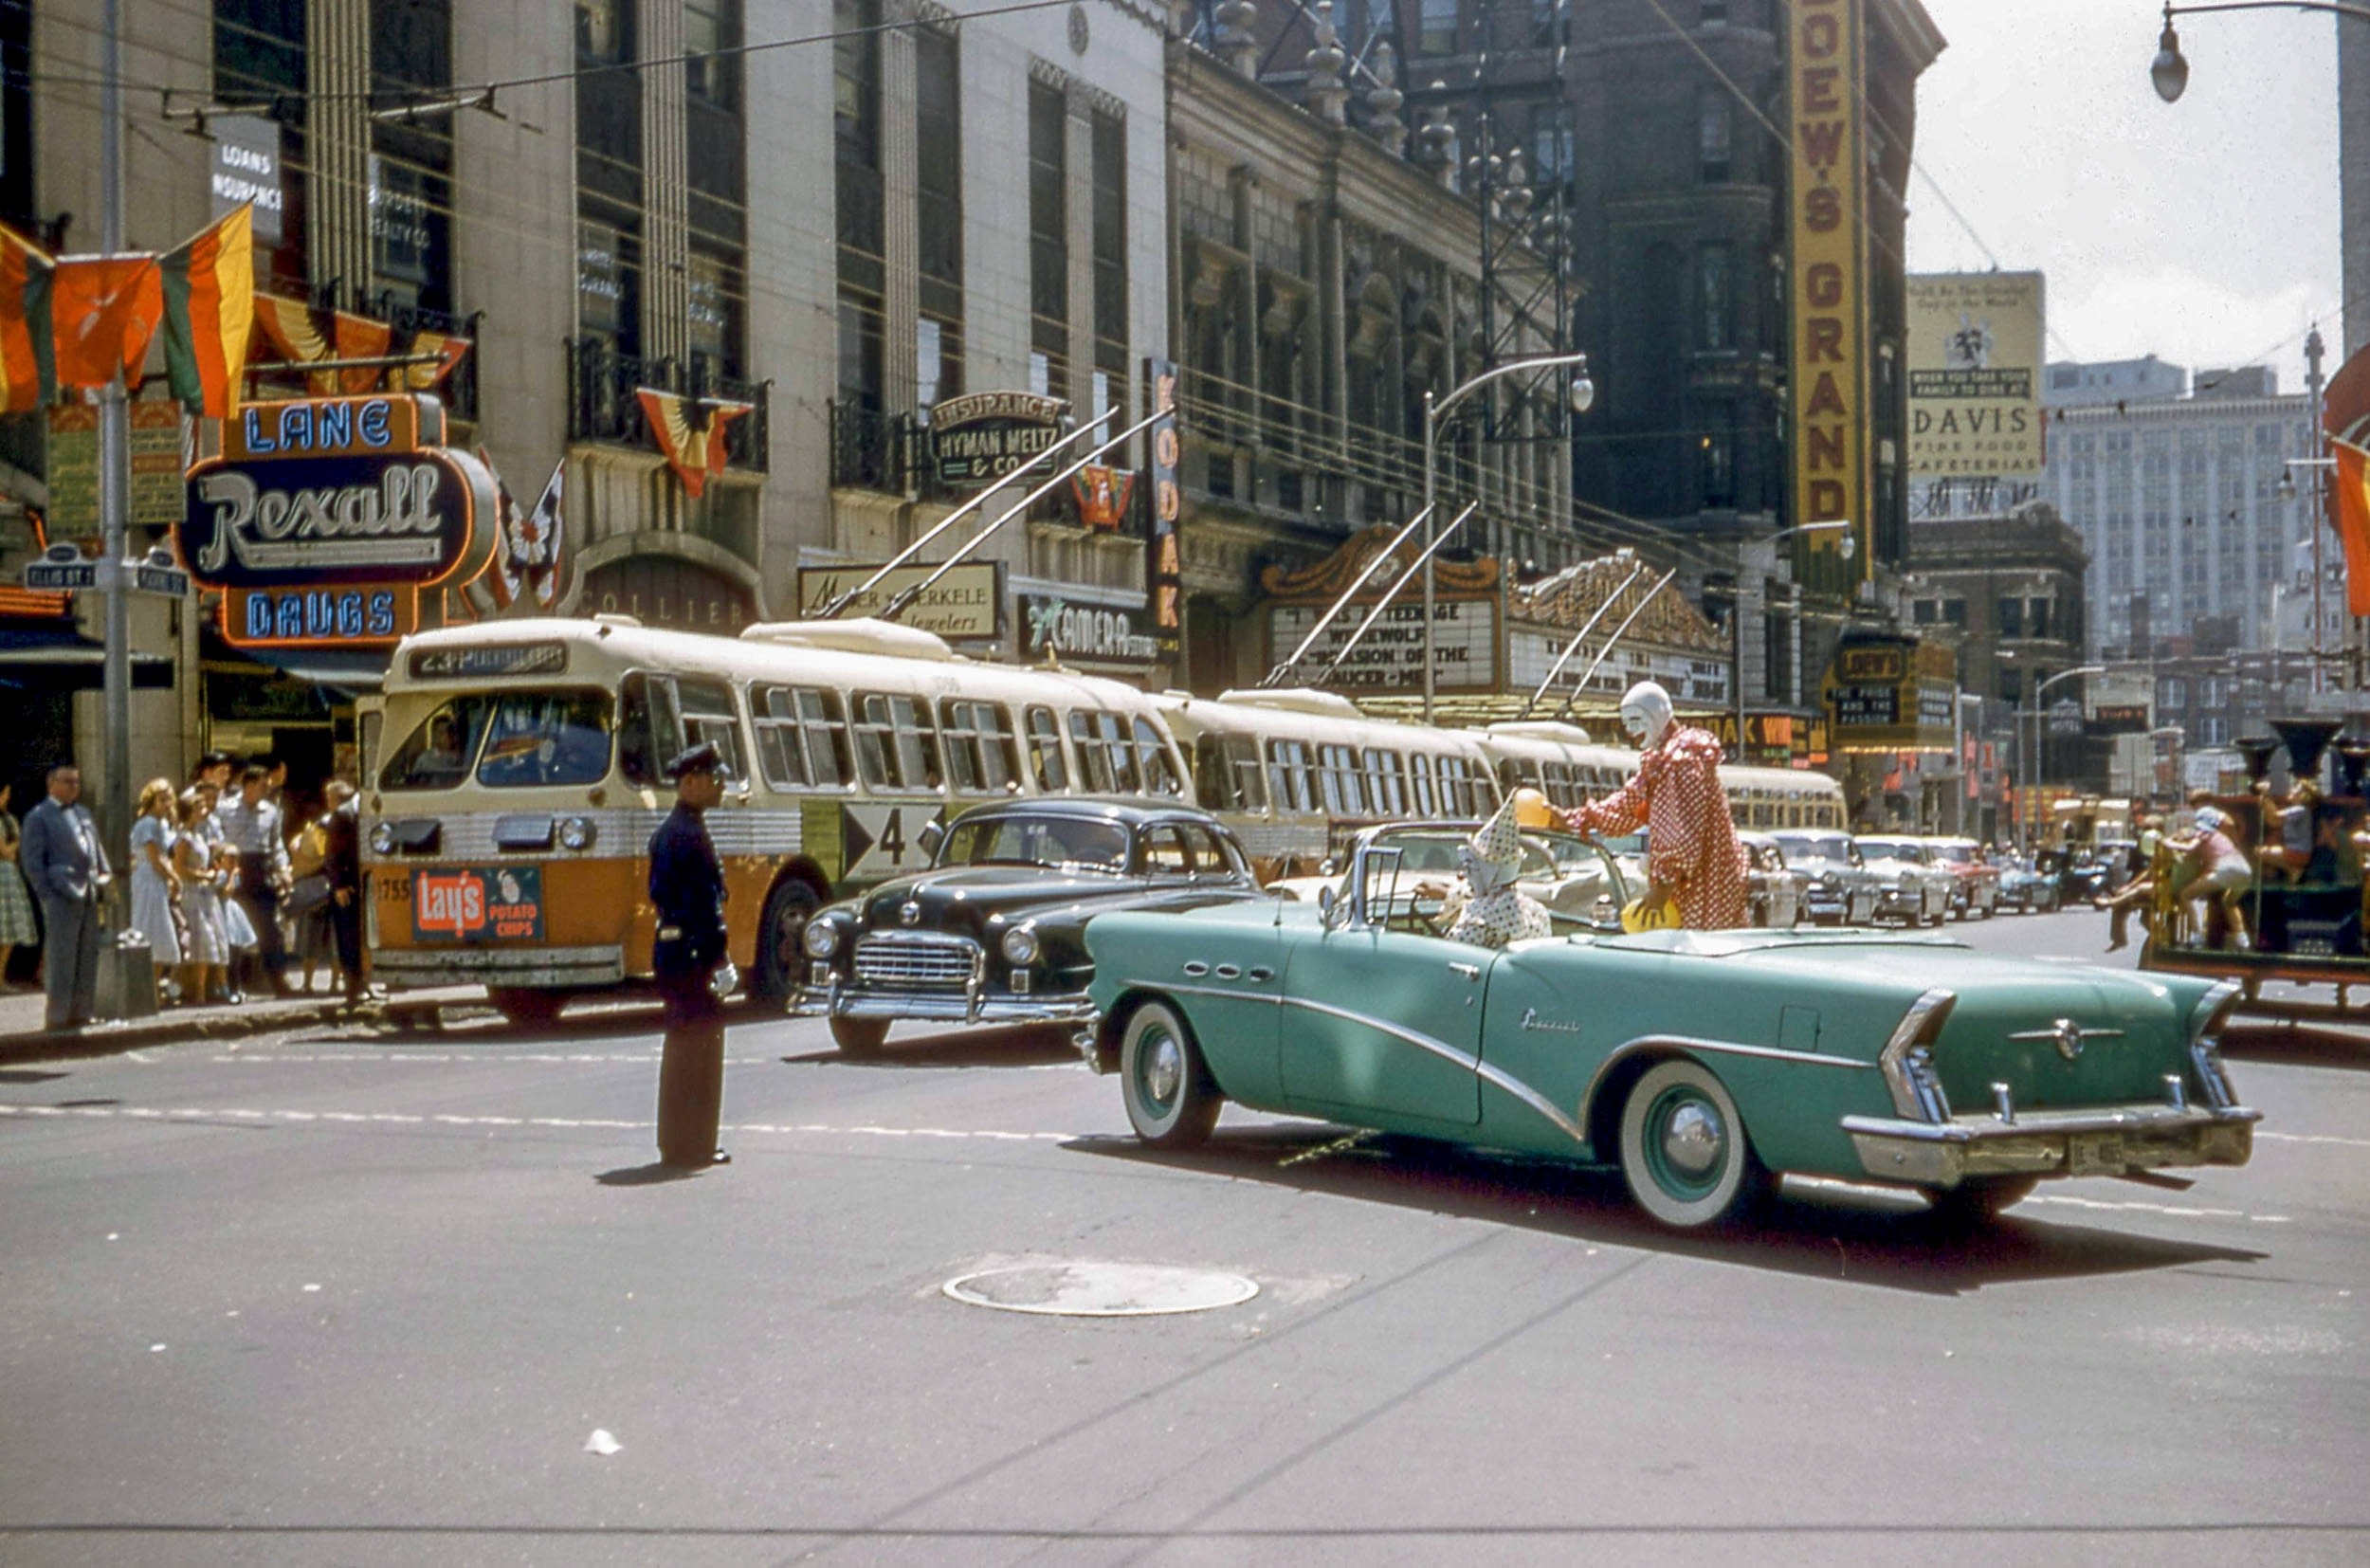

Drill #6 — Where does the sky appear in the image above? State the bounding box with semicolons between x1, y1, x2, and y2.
1905;0;2345;385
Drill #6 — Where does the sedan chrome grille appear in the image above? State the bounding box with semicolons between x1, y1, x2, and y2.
853;934;979;987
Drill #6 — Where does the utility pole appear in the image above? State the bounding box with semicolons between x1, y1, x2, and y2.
2302;326;2335;692
100;0;133;869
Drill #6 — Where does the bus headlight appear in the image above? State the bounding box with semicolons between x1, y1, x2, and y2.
1001;926;1040;966
558;815;596;851
368;821;396;855
805;920;840;959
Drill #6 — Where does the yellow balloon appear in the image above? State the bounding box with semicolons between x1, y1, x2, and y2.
1620;896;1682;934
1512;787;1557;830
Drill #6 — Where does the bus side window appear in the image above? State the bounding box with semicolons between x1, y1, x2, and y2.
852;694;896;787
1024;705;1068;793
754;685;808;788
1409;753;1437;816
1227;736;1267;811
1068;710;1139;795
1194;736;1240;811
799;688;851;787
619;672;681;786
941;700;1017;794
1366;748;1406;817
1498;759;1522;794
1267;738;1314;814
1132;716;1183;797
854;693;942;793
676;678;747;782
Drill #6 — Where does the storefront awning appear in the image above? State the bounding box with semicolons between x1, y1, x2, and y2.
234;645;390;698
0;625;174;689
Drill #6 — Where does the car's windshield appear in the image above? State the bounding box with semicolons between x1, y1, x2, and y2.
1776;832;1853;863
1860;839;1923;862
939;813;1132;873
1928;841;1977;865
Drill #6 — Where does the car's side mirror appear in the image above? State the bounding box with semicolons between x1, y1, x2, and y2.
1318;884;1340;926
917;819;945;862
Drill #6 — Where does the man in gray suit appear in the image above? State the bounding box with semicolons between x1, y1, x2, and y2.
21;762;111;1030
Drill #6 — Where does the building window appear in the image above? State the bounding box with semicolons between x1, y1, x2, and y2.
1996;596;2023;638
1701;0;1729;22
1028;79;1068;405
1942;599;1967;627
684;0;739;110
1698;88;1731;182
1913;598;1938;625
1699;244;1731;351
686;0;746;375
916;26;964;406
1701;422;1736;508
369;0;453;315
576;0;641;353
835;0;884;411
215;0;309;292
1090;107;1128;420
2029;596;2051;639
1416;0;1457;55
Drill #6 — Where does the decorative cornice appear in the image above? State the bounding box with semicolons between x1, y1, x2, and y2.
1514;556;1725;655
1259;522;1499;600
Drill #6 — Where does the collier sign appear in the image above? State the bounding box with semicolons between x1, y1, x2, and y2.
928;391;1066;487
178;392;497;648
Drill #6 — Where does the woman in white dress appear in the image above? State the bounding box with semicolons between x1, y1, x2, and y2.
173;788;229;1004
128;776;184;996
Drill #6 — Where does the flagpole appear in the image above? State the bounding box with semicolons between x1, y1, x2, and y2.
100;0;133;878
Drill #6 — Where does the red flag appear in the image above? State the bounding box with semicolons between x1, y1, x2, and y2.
49;255;162;391
636;387;750;499
2334;436;2370;617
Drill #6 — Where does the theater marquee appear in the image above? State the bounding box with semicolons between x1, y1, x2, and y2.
1789;0;1869;579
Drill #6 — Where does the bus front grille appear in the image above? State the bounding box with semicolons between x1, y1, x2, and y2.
853;935;979;987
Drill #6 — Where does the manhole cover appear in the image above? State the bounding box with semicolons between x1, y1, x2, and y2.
941;1262;1259;1318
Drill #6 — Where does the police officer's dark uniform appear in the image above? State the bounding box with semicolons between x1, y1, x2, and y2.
649;741;733;1167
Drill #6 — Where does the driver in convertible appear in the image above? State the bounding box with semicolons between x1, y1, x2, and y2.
1420;796;1552;948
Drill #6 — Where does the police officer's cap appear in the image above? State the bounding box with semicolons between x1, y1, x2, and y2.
665;740;732;782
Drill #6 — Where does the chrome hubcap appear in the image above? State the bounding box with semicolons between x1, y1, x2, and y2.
1142;1033;1182;1108
1660;1102;1724;1176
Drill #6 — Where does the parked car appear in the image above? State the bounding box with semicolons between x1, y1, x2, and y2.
2046;847;2119;904
1853;836;1957;927
1992;856;2060;913
792;798;1267;1053
1923;837;2001;920
1770;830;1881;926
1080;832;2260;1231
1738;832;1806;928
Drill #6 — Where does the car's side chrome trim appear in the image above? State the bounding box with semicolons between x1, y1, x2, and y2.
1118;977;1284;1008
1117;978;1588;1148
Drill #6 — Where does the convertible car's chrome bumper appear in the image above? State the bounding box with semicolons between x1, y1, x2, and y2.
1841;1103;2261;1188
791;981;1097;1029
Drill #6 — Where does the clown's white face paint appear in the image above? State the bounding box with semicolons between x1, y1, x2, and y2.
1620;705;1651;743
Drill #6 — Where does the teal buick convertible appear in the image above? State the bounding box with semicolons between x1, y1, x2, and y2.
1080;835;2260;1231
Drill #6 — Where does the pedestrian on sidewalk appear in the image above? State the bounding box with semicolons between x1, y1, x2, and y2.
217;762;292;996
20;762;111;1030
0;781;39;990
128;778;185;1002
648;741;734;1169
320;781;370;1007
173;789;230;1005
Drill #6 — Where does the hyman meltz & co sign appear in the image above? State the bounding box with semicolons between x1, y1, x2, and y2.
177;392;498;648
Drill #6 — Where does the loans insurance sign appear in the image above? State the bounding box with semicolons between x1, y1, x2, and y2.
178;393;498;648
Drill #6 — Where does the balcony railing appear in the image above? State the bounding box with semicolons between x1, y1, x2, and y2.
567;337;769;473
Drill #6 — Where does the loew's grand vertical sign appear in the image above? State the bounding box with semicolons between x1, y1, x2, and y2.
1789;0;1869;580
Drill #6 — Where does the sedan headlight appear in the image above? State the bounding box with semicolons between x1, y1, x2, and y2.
368;821;396;855
805;920;840;959
1820;871;1839;888
1001;925;1040;966
558;814;595;851
1900;870;1919;890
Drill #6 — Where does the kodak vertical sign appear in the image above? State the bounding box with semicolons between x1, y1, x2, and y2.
1789;0;1869;580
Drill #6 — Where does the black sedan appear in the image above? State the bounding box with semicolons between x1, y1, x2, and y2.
792;797;1267;1053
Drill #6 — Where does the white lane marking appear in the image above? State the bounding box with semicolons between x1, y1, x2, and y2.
2028;1194;2290;1223
2257;1130;2370;1151
0;1103;1074;1141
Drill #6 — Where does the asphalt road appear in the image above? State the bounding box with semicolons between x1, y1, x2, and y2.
2;906;2364;1566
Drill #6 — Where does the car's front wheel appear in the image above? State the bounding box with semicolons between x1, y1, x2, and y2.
1120;999;1221;1150
1618;1059;1769;1230
830;1016;890;1055
751;880;820;999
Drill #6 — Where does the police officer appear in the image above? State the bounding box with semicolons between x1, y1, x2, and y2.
649;741;734;1168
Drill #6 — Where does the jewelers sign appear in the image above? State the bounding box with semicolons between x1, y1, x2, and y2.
178;392;498;648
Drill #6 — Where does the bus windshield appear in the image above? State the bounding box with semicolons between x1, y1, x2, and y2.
474;692;613;788
380;697;492;791
939;813;1132;873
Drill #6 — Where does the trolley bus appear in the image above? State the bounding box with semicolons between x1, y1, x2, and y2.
1156;687;1501;878
1721;764;1849;831
363;615;1188;1020
1470;720;1631;811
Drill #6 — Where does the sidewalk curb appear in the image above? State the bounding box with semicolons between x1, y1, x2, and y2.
0;995;449;1067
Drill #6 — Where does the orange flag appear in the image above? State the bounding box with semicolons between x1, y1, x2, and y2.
48;255;162;391
636;387;750;499
159;207;255;417
0;222;54;411
2334;437;2370;617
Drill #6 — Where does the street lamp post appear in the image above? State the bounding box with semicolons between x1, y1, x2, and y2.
1421;351;1594;723
2022;664;2106;850
2150;2;2370;101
